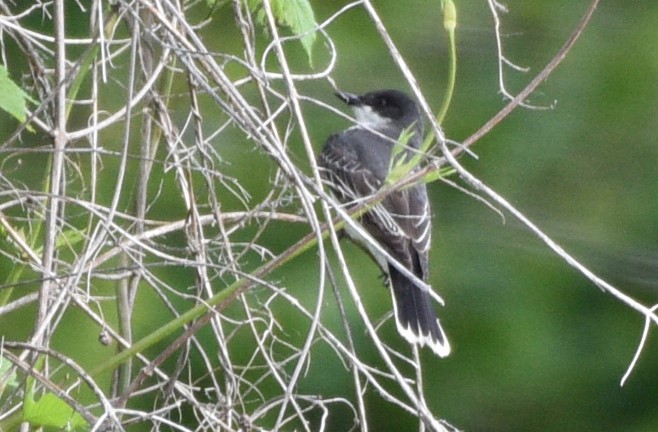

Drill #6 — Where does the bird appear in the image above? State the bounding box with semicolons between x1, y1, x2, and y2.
318;89;450;357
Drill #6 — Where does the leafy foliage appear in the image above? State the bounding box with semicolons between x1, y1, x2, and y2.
23;393;87;431
247;0;317;64
0;65;32;124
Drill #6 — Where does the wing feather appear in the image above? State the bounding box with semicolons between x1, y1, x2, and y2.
319;129;430;279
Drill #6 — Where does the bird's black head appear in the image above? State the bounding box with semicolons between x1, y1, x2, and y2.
335;89;422;133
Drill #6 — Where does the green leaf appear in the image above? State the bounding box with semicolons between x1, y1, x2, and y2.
0;356;19;391
22;356;88;431
24;393;88;431
248;0;317;65
31;227;86;256
420;166;456;184
385;124;417;185
206;0;229;10
0;223;24;259
0;65;33;124
385;124;456;186
56;227;86;251
273;0;317;64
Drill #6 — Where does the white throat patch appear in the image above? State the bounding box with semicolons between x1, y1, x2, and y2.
352;105;391;130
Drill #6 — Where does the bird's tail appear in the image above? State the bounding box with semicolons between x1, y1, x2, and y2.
389;265;451;357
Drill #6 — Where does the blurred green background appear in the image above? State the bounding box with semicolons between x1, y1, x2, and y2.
1;1;658;431
304;1;658;430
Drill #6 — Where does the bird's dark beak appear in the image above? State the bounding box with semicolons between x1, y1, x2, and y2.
334;91;361;106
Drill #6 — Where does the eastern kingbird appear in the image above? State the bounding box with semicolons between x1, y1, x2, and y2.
319;89;450;357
